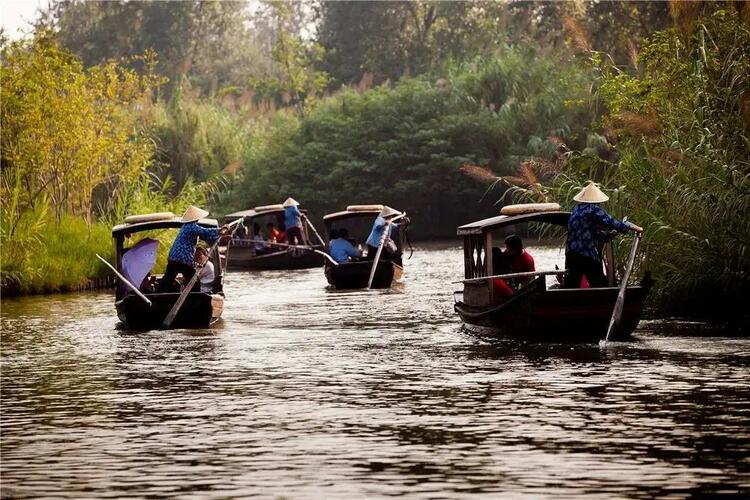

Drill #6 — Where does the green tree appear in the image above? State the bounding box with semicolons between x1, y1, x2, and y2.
228;43;594;238
1;32;156;228
43;0;260;94
250;1;329;117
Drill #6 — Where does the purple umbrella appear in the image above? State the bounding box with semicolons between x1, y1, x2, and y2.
121;238;159;293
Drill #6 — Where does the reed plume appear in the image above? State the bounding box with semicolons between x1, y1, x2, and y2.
460;164;500;183
563;15;592;53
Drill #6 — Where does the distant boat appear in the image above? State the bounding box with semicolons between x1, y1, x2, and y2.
222;204;324;270
453;204;652;341
111;213;225;329
322;205;405;289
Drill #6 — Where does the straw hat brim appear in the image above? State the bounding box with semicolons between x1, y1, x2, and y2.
573;183;609;203
181;205;209;223
379;206;402;219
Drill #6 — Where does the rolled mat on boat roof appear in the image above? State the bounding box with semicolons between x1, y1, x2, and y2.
124;212;175;224
346;204;384;212
254;204;285;212
500;203;561;216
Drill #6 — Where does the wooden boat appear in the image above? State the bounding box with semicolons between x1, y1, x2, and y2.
223;204;324;270
111;213;225;329
322;205;405;289
453;206;651;341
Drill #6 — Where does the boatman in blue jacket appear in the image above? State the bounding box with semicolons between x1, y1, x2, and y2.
564;182;643;288
158;206;228;292
283;197;304;245
365;206;409;261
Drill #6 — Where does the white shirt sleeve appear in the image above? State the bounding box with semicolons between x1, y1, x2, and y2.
199;261;215;293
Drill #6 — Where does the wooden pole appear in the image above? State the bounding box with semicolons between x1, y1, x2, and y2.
244;240;338;265
302;214;326;248
96;254;152;306
452;269;566;284
604;234;642;342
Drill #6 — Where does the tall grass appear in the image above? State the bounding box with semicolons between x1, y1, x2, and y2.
1;215;112;295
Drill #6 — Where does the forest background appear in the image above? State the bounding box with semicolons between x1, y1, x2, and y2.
1;1;748;327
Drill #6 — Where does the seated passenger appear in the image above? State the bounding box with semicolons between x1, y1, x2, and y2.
267;222;287;244
194;246;215;293
329;228;361;264
252;224;267;254
503;234;535;284
491;247;514;301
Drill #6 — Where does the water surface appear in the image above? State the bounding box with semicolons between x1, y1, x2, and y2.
2;245;748;498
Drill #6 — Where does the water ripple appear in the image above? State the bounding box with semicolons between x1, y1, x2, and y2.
2;244;748;498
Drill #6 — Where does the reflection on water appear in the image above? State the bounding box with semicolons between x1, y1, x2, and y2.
2;244;749;498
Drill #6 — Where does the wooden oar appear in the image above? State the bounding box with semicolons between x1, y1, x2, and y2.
367;213;405;289
452;270;566;284
162;219;242;329
302;214;326;248
603;233;642;342
250;240;339;266
96;254;152;306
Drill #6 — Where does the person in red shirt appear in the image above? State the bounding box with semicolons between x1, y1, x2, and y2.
503;235;535;284
488;247;514;302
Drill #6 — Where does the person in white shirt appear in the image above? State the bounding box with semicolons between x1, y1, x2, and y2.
194;246;215;293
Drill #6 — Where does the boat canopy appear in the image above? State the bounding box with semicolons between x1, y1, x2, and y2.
112;216;218;237
457;211;570;236
323;205;385;222
225;205;306;221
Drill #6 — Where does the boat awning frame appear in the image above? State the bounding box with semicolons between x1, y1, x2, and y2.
224;207;308;221
323;209;384;223
112;217;219;237
456;211;570;235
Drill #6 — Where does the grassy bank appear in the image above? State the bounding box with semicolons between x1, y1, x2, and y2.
1;216;112;295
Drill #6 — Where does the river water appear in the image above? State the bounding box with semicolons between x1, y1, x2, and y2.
1;244;748;498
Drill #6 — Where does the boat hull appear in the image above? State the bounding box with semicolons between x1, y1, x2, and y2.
325;260;402;289
455;281;650;342
226;246;324;270
116;292;224;329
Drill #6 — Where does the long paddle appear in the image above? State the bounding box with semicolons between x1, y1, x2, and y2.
603;233;642;342
96;254;152;306
302;214;326;248
245;240;339;266
367;213;405;289
162;219;242;329
452;270;567;284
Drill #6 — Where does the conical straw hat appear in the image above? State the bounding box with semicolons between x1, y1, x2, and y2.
181;205;209;223
282;197;299;207
573;182;609;203
379;206;402;219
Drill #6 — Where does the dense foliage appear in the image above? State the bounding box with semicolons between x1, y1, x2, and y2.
0;35;211;294
511;8;750;326
225;45;595;238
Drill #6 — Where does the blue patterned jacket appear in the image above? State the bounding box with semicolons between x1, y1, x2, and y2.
168;223;219;265
566;203;629;261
